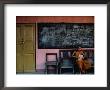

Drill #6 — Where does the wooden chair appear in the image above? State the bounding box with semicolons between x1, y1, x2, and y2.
59;50;75;74
45;53;58;74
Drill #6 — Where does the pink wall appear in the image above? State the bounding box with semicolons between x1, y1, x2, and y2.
16;16;94;70
36;49;59;69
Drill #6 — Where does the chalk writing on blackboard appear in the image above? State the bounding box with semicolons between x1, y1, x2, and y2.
38;23;94;49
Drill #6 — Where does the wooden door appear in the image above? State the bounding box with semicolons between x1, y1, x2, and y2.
16;24;24;72
22;24;35;72
16;24;36;73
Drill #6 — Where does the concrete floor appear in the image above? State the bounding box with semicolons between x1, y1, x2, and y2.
17;68;94;74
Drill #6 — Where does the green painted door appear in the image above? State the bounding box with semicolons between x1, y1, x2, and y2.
16;24;35;73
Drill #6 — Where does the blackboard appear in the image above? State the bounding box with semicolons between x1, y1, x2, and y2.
37;23;94;49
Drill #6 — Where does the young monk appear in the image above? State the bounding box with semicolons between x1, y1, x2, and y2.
72;47;85;74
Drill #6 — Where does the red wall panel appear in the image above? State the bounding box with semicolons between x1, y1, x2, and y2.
16;16;94;23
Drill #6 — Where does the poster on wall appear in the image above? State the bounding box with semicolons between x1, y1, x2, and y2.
16;16;94;75
5;5;107;87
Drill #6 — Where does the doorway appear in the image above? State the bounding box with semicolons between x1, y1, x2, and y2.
16;24;36;73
